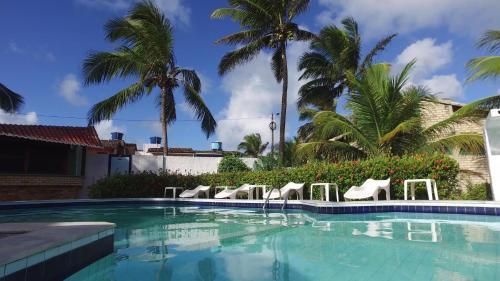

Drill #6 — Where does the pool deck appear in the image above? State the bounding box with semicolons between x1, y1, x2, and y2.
0;222;115;280
1;198;500;216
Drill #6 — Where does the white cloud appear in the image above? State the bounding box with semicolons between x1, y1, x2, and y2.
393;38;463;100
58;74;88;106
0;110;38;125
421;75;464;99
215;41;309;150
318;0;500;39
76;0;191;25
94;120;126;140
395;38;452;81
8;42;23;54
6;41;55;62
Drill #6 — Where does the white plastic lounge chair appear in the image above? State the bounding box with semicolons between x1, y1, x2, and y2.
179;185;211;198
344;178;391;201
263;182;304;200
214;184;256;199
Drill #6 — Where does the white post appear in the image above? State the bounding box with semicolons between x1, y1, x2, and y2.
485;109;500;201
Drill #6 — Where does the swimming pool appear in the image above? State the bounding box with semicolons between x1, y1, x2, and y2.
1;204;499;281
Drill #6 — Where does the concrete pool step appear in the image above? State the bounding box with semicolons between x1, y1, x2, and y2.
0;222;115;281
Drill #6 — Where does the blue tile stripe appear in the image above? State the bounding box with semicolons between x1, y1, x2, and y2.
1;199;500;216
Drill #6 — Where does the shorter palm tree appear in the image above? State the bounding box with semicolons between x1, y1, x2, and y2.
298;62;484;161
297;17;396;110
467;30;500;82
237;133;268;157
0;83;24;113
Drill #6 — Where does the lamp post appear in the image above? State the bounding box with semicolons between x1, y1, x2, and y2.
269;113;279;155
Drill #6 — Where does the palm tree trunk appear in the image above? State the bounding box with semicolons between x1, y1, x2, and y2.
279;45;288;164
161;88;169;171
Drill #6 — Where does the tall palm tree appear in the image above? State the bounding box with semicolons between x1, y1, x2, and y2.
297;17;396;111
467;30;500;82
0;83;24;113
298;62;484;161
238;133;268;157
211;0;315;162
83;1;216;160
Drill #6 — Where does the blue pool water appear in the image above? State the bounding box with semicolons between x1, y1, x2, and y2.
1;205;500;281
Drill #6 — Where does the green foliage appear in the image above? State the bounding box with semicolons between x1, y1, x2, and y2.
212;0;315;160
83;0;216;152
90;154;460;201
297;17;396;110
89;171;202;198
298;62;485;161
466;29;500;82
217;155;250;173
0;83;24;113
238;133;268;157
452;182;492;201
254;153;280;171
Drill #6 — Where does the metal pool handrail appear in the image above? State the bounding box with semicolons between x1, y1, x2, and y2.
263;186;287;210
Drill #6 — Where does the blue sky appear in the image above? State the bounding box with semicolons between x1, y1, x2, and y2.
1;0;499;151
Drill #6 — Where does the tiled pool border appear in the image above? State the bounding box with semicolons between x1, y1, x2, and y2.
0;226;114;281
1;198;500;216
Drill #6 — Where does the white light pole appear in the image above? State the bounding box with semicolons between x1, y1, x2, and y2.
485;109;500;200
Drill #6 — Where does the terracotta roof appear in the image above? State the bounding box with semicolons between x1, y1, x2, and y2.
0;124;102;147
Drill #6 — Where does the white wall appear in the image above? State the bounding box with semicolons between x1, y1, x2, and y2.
131;155;256;175
81;153;109;198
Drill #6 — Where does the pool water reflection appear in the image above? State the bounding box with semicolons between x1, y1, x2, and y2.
1;205;499;281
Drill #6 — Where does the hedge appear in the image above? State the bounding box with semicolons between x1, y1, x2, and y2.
89;154;460;200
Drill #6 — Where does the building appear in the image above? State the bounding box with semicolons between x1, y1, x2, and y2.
88;132;137;155
421;99;489;186
0;124;101;200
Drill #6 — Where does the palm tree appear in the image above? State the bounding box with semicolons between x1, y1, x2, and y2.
297;17;396;111
467;30;500;82
83;1;216;161
298;62;484;161
211;0;315;162
238;133;268;157
0;83;24;113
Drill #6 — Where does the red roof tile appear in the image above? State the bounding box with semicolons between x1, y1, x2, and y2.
0;124;102;147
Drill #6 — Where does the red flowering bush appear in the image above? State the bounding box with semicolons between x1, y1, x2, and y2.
90;154;460;200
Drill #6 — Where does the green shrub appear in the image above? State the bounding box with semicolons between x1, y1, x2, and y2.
218;155;250;173
452;182;492;201
89;171;202;198
90;154;460;200
254;153;279;171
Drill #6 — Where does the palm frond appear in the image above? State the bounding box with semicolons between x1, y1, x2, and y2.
82;49;143;85
88;83;146;125
214;29;266;46
0;83;24;113
312;111;375;154
296;140;366;161
288;0;310;20
477;29;500;53
182;85;216;138
423;133;485;155
360;33;397;70
466;56;500;82
379;117;421;145
218;37;268;75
